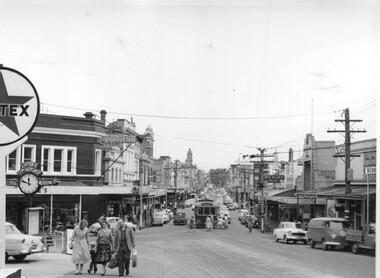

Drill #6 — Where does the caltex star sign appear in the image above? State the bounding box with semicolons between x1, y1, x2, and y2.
0;66;40;146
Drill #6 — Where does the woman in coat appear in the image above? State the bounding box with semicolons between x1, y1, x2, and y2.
71;219;91;275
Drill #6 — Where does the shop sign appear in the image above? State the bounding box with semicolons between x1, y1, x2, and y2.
263;175;285;183
156;189;166;196
101;134;135;145
0;66;40;146
365;166;376;175
316;198;326;205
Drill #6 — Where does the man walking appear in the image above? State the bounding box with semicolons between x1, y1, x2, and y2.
114;220;136;276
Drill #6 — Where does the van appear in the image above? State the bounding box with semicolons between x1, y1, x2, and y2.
307;217;351;250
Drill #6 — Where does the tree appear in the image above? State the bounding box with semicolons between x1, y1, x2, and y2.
208;168;229;187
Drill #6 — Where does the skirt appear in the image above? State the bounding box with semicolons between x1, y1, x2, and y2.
94;242;112;264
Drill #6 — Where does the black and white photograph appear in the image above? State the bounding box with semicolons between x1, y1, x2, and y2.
0;0;377;277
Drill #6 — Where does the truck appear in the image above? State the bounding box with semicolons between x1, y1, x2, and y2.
345;223;376;254
173;212;187;225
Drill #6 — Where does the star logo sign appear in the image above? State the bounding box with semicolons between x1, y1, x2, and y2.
0;71;33;136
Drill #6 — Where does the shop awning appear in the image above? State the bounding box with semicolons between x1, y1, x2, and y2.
296;185;376;200
6;182;136;195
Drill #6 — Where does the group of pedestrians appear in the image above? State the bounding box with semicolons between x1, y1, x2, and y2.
204;215;229;231
70;219;136;277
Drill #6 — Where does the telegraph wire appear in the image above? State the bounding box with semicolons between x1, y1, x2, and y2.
42;102;334;121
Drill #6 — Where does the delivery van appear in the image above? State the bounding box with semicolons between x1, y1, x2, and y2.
307;217;351;250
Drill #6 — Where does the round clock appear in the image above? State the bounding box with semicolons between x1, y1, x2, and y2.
18;172;40;195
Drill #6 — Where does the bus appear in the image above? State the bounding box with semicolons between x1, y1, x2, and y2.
194;198;220;228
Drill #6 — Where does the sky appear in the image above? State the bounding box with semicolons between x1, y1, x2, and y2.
0;0;377;171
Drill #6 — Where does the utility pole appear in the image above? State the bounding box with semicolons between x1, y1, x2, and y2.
327;108;366;219
174;160;178;208
244;148;274;233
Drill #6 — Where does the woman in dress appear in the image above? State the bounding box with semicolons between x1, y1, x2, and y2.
71;219;91;275
94;221;114;276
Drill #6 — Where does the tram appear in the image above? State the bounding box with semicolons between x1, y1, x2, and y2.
193;198;220;228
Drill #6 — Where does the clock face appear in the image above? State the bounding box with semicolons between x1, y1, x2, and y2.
19;173;40;195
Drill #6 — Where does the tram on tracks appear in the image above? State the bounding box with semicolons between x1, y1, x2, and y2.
194;198;220;228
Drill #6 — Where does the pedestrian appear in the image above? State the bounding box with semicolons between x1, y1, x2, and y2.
71;219;91;275
94;221;114;276
188;216;195;232
205;215;212;231
114;219;136;277
87;241;98;274
224;217;229;230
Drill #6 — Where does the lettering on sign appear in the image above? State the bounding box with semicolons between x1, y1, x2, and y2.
0;67;40;146
365;167;376;175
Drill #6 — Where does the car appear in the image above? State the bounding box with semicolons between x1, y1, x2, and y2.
124;221;137;232
89;217;121;235
152;212;165;226
5;222;46;262
232;202;239;209
226;203;235;210
273;222;308;244
173;212;187;225
239;209;249;220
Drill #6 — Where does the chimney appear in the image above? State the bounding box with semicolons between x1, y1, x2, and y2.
83;112;95;119
289;148;293;162
100;110;107;125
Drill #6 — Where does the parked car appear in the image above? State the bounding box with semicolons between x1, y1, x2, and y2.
239;209;249;220
152;212;165;226
273;222;308;244
5;222;46;262
232;202;239;209
89;217;120;235
307;217;351;250
245;215;260;229
346;223;376;254
226;203;235;210
161;211;170;224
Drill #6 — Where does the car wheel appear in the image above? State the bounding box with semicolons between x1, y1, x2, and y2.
285;236;289;244
352;243;360;254
303;240;307;245
322;239;328;251
275;235;279;242
13;255;27;261
310;240;316;248
5;253;9;263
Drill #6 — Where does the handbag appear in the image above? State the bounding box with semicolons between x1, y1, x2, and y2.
132;248;137;268
107;254;118;269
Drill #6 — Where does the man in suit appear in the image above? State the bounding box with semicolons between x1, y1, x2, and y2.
114;220;136;276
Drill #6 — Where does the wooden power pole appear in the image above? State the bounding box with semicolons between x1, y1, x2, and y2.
327;108;366;219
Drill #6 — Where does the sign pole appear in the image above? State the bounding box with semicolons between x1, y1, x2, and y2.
366;172;369;224
0;137;27;269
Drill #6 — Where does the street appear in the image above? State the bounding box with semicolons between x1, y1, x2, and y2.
6;208;376;278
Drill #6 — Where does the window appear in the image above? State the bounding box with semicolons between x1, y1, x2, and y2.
42;148;50;172
7;150;17;171
67;150;73;173
41;146;77;174
22;145;36;163
54;149;63;172
95;149;101;175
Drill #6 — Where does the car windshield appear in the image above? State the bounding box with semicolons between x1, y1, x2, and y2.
6;224;22;235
